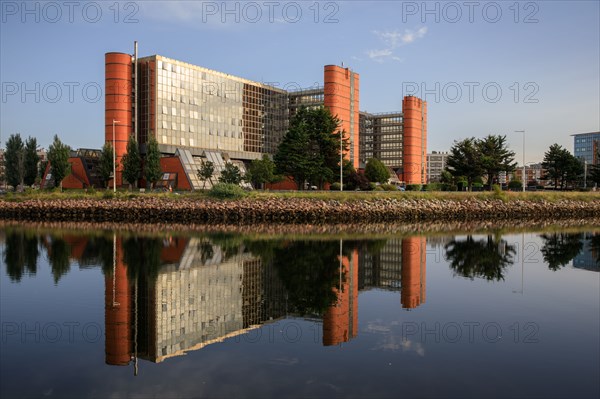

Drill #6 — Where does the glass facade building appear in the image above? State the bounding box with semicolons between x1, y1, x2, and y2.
105;44;427;188
572;131;600;165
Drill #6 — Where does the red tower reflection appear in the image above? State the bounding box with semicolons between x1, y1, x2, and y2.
401;237;427;309
104;236;132;366
323;248;359;346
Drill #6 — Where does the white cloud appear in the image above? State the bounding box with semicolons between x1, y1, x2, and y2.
365;27;428;63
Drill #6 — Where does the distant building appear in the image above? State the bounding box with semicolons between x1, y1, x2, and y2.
513;163;547;187
426;151;449;183
572;131;600;165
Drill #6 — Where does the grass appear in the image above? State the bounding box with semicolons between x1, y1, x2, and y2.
1;187;599;203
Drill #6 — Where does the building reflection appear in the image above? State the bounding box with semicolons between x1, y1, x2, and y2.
1;229;427;366
99;235;427;367
573;232;600;271
358;237;427;309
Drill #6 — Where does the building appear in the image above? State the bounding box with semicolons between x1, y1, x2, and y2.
513;163;547;187
103;42;427;190
572;131;600;165
426;151;449;183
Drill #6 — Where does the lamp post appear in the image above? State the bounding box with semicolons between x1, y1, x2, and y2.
112;120;120;193
515;130;525;192
340;131;343;192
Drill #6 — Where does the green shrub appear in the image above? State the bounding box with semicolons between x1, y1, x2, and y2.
102;191;115;199
406;184;422;191
425;183;442;191
373;185;384;191
329;182;341;191
380;183;398;191
508;180;523;191
86;186;96;195
208;183;248;199
472;183;484;192
368;182;378;191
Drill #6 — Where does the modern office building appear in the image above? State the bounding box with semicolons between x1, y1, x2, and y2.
572;131;600;165
426;151;449;183
104;43;427;189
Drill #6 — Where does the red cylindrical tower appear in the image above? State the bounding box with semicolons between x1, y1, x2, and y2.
324;65;360;169
402;96;427;185
105;53;133;187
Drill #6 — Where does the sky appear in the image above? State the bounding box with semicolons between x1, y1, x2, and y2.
1;0;599;164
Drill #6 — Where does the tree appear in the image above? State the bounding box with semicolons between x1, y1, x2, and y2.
364;158;390;183
121;136;141;190
477;135;516;190
247;154;275;189
446;138;484;191
274;106;346;190
542;144;583;189
219;162;244;185
98;142;114;189
197;160;215;190
590;149;600;187
24;137;39;187
144;137;162;189
47;135;71;191
4;133;24;190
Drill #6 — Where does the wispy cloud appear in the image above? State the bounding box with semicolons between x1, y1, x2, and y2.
365;27;427;63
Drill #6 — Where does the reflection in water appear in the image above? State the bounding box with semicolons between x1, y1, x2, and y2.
3;230;39;282
444;235;516;281
540;232;586;271
1;229;430;371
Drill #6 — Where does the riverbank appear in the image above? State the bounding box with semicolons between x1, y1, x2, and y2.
1;191;599;224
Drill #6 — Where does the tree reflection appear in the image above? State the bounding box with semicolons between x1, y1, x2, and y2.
445;235;515;281
4;230;39;282
48;238;71;284
589;233;600;266
268;240;342;315
540;232;584;271
122;236;163;281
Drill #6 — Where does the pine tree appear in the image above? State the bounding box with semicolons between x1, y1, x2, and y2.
47;135;71;191
121;136;141;190
99;142;114;189
144;137;162;189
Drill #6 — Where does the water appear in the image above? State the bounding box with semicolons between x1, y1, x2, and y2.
1;225;599;398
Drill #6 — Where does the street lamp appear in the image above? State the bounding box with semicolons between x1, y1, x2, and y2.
515;130;525;192
340;131;343;192
112;120;120;193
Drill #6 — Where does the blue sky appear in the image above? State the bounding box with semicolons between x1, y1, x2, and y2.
1;0;598;164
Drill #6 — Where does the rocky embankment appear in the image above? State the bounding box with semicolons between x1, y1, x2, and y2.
1;197;599;224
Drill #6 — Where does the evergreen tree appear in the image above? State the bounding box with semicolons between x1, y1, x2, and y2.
542;144;582;189
121;136;141;190
247;154;276;189
47;135;71;191
144;137;162;189
197;160;215;190
218;163;244;185
589;149;600;187
98;142;114;189
274;107;346;190
5;133;24;190
477;134;516;189
364;158;390;184
24;137;39;186
446;138;484;191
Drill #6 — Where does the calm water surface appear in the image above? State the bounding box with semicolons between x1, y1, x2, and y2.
1;226;599;398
